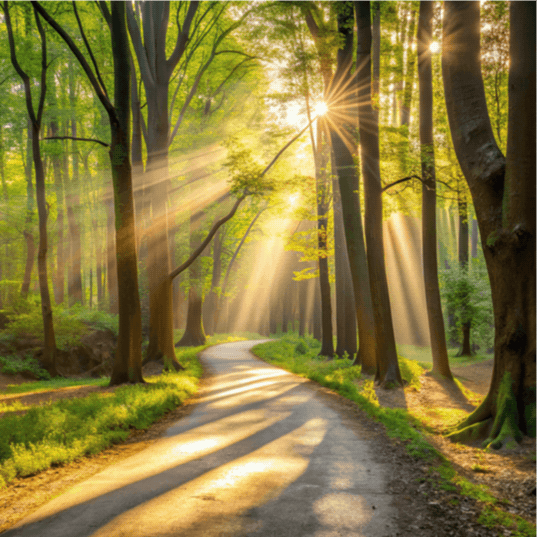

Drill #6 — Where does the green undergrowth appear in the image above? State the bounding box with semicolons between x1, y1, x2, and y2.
0;332;258;489
0;354;52;381
396;343;492;366
252;334;535;537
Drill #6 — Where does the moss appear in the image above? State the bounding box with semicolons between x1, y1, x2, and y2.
483;372;523;449
446;417;492;443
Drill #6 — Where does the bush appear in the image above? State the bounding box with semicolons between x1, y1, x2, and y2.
0;354;51;380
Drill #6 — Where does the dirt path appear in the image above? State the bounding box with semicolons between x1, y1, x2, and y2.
0;347;532;536
3;341;399;537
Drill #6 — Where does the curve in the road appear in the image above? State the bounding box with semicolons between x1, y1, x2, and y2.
4;340;398;537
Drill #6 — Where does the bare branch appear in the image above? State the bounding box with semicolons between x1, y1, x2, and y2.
170;193;246;280
43;136;109;147
72;1;109;100
32;1;115;119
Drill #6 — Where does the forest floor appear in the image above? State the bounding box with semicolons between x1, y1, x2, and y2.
0;356;535;535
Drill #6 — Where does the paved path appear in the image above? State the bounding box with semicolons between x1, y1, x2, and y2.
4;341;398;537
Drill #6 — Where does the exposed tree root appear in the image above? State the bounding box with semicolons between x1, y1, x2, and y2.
446;372;527;449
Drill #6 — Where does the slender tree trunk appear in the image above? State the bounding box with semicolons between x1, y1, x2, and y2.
400;6;417;127
203;228;223;336
50;121;64;305
443;1;536;447
356;1;402;386
21;120;35;299
418;0;452;379
333;166;357;359
105;198;118;314
176;219;206;347
316;129;334;357
457;195;473;357
67;65;83;305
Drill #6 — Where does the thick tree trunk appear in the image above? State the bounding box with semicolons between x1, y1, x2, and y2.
356;1;402;387
418;1;452;379
108;2;144;385
443;1;536;447
330;2;376;373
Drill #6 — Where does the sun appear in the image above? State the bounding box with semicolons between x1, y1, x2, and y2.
429;41;440;54
314;101;328;117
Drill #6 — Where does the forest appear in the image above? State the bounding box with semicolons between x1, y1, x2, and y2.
0;1;534;535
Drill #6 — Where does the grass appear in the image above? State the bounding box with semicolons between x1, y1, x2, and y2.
252;333;536;537
396;343;492;366
0;332;261;489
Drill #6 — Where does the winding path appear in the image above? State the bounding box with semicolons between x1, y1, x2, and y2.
4;340;398;537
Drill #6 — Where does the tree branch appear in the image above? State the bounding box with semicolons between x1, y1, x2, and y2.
169;193;246;280
32;1;115;119
381;174;422;192
72;1;109;100
43;136;109;147
167;0;199;76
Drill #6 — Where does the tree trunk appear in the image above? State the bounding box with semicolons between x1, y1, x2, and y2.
333;166;357;359
203;228;223;336
21;120;35;299
400;6;417;127
176;219;206;347
67;68;83;305
418;1;452;379
329;2;376;373
105;198;118;314
443;1;536;447
316;129;334;357
356;1;402;386
457;196;473;357
108;2;144;385
50;120;65;305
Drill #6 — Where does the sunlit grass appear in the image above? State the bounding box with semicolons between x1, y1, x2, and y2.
396;343;492;366
0;332;267;488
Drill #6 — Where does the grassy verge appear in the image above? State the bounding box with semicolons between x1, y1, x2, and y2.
0;332;260;489
252;333;535;537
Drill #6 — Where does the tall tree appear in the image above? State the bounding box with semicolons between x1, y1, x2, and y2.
34;1;144;385
355;0;402;386
3;1;57;375
442;1;535;447
417;0;451;379
329;1;376;373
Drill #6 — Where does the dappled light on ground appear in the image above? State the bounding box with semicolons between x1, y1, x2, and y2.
5;341;396;537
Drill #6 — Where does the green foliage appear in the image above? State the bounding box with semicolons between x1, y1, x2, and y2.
440;260;493;351
0;354;51;380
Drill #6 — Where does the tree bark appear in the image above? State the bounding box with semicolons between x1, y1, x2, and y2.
418;1;452;379
457;196;473;357
21;119;35;299
67;65;83;305
443;1;536;447
330;2;376;373
4;2;57;375
356;1;402;386
332;163;357;359
203;227;223;336
176;218;206;347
